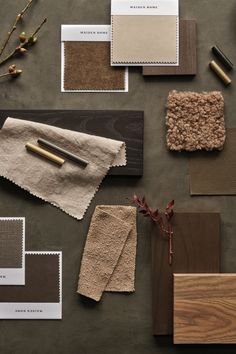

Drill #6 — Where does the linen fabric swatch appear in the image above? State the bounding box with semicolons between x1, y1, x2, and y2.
0;218;23;268
111;0;179;66
77;206;137;301
166;91;226;151
0;252;62;319
190;129;236;195
0;118;126;220
61;25;128;92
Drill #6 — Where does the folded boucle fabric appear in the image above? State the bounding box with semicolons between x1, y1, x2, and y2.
166;91;226;151
77;206;137;301
0;118;126;220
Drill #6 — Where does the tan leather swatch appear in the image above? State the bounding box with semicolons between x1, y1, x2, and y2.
112;15;178;64
0;254;60;303
190;129;236;195
0;219;23;268
64;41;125;90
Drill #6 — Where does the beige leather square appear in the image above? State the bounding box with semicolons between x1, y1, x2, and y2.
111;15;178;64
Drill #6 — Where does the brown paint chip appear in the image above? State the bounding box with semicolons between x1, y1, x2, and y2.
0;219;23;268
0;254;60;303
64;42;126;90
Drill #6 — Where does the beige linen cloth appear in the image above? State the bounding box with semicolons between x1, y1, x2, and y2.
77;205;137;301
0;118;126;220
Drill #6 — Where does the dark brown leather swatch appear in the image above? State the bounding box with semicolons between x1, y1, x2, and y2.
143;20;197;76
0;219;23;268
64;42;125;90
0;254;60;303
152;213;220;335
190;129;236;195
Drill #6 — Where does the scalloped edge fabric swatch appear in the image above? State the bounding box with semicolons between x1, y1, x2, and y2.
61;25;128;92
111;0;179;66
0;252;62;319
0;118;126;220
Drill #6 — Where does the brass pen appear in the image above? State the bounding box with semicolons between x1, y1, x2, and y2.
25;142;65;166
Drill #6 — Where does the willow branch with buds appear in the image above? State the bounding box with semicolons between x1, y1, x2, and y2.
0;0;34;58
0;18;47;66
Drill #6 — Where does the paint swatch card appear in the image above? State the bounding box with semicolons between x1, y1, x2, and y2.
111;0;179;66
0;252;62;319
0;217;25;285
61;25;128;92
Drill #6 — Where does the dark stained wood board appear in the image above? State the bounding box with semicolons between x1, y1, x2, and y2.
0;110;144;176
152;213;220;336
174;274;236;344
143;20;197;76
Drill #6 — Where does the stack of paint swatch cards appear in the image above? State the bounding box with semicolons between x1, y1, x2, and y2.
61;0;182;92
0;218;62;319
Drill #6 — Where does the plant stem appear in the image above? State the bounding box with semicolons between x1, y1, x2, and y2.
0;18;47;66
0;72;12;79
0;0;34;58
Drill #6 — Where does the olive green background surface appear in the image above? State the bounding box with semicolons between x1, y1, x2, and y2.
0;0;236;353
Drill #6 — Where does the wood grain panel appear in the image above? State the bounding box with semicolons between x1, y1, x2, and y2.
190;129;236;195
152;213;220;335
174;274;236;344
0;110;144;176
143;20;197;76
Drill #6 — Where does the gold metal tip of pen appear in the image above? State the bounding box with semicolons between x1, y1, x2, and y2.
25;142;65;166
209;60;232;86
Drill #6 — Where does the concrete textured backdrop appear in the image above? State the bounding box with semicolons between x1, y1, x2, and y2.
0;0;236;353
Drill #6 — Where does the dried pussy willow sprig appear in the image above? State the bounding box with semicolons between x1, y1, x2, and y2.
0;0;34;58
132;194;174;265
0;0;47;76
0;65;22;80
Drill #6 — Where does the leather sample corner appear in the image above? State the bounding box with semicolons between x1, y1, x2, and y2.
64;42;126;90
111;15;178;64
0;254;60;303
143;20;197;75
0;219;23;268
174;274;236;344
152;213;220;335
190;129;236;195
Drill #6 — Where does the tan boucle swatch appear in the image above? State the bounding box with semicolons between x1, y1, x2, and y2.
166;91;226;151
77;206;137;301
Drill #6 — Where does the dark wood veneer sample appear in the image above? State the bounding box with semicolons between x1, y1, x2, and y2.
0;110;144;176
152;213;220;335
143;20;197;76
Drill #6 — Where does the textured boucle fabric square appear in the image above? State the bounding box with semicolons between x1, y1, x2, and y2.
166;91;226;151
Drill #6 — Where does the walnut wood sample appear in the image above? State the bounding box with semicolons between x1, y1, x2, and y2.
143;20;197;76
174;274;236;344
190;129;236;195
152;213;220;335
0;110;144;176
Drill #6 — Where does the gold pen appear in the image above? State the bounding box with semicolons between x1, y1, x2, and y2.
25;142;65;166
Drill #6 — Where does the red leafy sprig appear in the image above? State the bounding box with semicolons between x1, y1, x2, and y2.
133;194;174;265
